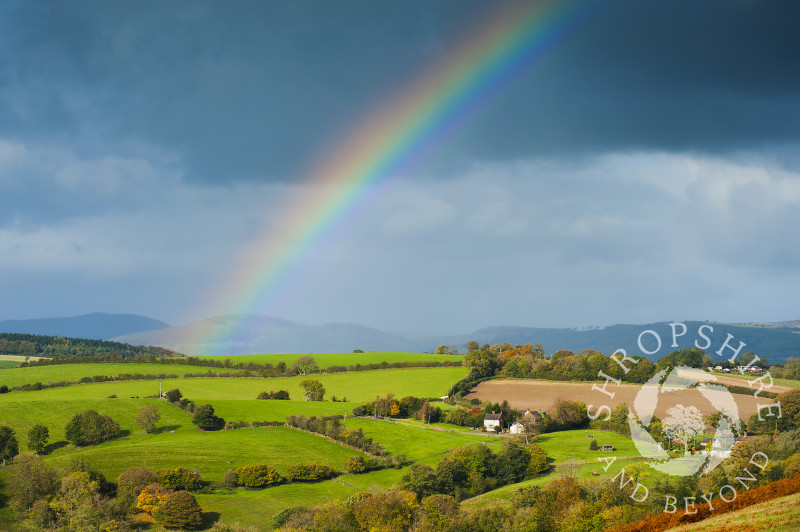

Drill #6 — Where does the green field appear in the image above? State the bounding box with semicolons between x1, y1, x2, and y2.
0;367;467;405
199;351;464;368
0;362;241;388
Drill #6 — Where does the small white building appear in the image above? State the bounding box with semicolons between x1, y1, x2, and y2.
483;412;503;431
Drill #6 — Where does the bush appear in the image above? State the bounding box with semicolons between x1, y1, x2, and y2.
220;469;238;489
154;490;203;530
0;384;8;394
589;439;599;451
285;463;337;482
157;467;203;491
234;465;283;488
257;389;290;400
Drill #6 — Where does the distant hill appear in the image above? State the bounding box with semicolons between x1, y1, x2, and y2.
113;314;424;357
113;315;800;363
0;313;170;340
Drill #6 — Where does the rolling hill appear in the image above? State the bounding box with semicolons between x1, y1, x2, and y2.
114;315;800;363
0;312;170;340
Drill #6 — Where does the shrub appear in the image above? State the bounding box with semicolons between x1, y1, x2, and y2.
234;465;283;488
220;469;238;489
257;390;290;400
154;490;203;530
157;467;203;491
285;463;337;482
589;439;599;451
0;384;8;393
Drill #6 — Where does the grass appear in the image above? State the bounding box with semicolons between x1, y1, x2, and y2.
0;362;241;388
44;426;362;481
667;492;800;531
0;367;468;405
199;351;464;368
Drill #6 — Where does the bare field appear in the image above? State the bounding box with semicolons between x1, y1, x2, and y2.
466;379;773;421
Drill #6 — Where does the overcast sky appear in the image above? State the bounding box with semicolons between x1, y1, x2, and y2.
1;0;799;334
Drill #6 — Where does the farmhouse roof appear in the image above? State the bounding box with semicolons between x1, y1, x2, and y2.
484;413;502;421
522;410;543;421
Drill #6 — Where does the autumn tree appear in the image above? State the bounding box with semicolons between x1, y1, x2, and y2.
136;482;173;515
49;471;105;529
136;405;161;434
352;490;419;531
154;490;203;530
234;464;283;488
158;467;203;491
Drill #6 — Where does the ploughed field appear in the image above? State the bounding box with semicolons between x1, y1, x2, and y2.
466;379;772;421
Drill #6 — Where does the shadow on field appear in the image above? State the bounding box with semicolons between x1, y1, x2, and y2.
155;424;182;434
200;511;222;530
43;440;68;454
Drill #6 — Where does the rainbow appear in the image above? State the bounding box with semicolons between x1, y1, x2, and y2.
194;0;592;350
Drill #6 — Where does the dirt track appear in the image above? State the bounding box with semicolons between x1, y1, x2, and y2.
466;379;776;421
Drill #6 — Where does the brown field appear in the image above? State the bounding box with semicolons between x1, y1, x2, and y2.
466;379;775;421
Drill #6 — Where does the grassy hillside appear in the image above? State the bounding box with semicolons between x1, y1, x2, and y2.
0;367;467;405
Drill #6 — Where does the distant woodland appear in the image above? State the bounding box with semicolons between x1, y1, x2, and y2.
0;333;181;359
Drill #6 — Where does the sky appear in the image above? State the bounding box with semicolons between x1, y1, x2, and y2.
1;0;799;335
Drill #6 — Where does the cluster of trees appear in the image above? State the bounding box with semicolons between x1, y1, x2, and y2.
3;333;181;359
257;389;290;400
64;410;120;447
351;394;444;423
285;414;386;455
164;388;197;413
272;435;800;532
771;357;800;380
401;441;549;501
5;455;204;531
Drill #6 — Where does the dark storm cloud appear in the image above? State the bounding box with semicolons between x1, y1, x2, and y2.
1;0;799;185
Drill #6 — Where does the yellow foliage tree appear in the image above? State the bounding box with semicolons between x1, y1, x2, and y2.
135;482;172;515
390;402;400;417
